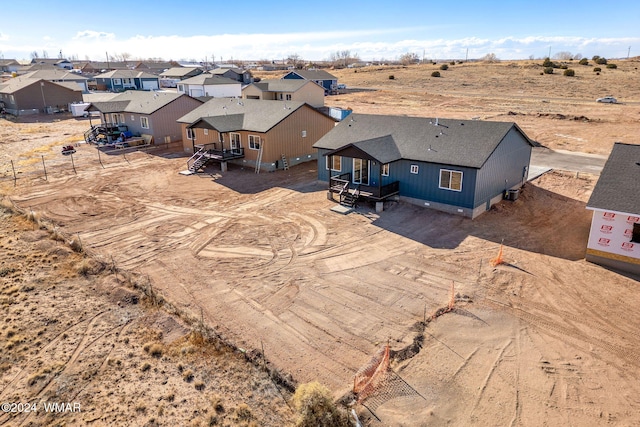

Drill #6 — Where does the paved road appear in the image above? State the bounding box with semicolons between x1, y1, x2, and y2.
528;147;608;180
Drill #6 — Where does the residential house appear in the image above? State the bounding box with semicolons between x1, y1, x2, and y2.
21;69;90;92
177;98;336;172
208;67;253;84
242;79;325;108
176;74;241;98
313;114;534;217
282;69;337;94
74;61;131;75
0;59;21;74
159;67;204;88
30;58;73;70
0;78;82;115
585;143;640;275
134;61;178;75
94;70;160;91
85;91;203;145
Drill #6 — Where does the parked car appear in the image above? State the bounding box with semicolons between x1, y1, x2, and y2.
596;96;617;103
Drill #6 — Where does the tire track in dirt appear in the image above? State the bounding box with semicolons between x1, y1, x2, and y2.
468;339;512;422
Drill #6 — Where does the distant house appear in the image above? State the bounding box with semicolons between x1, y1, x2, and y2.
176;74;241;98
134;61;178;75
585;143;640;275
21;69;90;92
0;59;21;74
94;70;160;91
177;98;336;173
30;58;73;70
242;79;325;108
208;67;253;84
282;69;337;94
0;78;82;115
74;61;131;75
159;67;204;88
85;91;203;145
313;114;534;217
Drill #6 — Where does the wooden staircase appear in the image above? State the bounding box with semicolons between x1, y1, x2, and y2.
340;185;360;208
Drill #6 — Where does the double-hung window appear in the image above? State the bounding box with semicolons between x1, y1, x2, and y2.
141;117;149;129
249;135;261;150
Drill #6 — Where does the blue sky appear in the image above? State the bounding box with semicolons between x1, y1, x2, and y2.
1;0;638;62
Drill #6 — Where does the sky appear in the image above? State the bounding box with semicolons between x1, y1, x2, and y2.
1;0;639;63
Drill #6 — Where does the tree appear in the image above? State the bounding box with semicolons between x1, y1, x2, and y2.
31;51;39;59
553;51;573;60
399;52;419;65
287;53;304;69
481;53;499;63
328;50;359;68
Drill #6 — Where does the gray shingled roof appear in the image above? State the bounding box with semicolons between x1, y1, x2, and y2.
87;90;189;115
177;98;305;133
587;143;640;214
160;67;202;78
94;70;157;79
0;78;81;94
180;74;239;85
313;114;533;169
21;69;89;81
286;69;336;80
253;79;313;92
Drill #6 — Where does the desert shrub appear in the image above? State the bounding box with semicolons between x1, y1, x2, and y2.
431;71;441;77
579;58;589;65
449;61;455;65
595;57;607;65
606;63;617;69
560;64;568;69
183;369;194;382
439;63;448;70
593;67;602;72
388;75;394;80
542;58;553;67
563;69;575;76
292;382;351;427
543;67;554;74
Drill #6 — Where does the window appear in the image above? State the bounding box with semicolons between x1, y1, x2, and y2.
203;129;208;136
230;133;241;154
632;223;640;243
382;163;390;176
178;84;184;92
141;117;149;129
410;165;419;174
286;94;292;101
219;132;224;143
119;114;125;123
186;128;195;140
326;155;341;171
249;135;261;150
113;78;122;85
439;169;463;191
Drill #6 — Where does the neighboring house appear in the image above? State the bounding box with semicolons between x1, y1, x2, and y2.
242;79;325;108
177;74;241;98
134;61;178;75
30;58;73;70
85;90;203;144
74;61;131;75
21;69;90;92
313;114;534;217
0;78;82;115
585;142;640;275
177;98;336;173
0;59;21;74
208;67;253;84
94;70;160;91
282;69;337;94
159;67;204;88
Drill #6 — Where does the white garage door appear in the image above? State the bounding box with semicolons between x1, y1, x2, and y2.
142;80;159;90
190;89;204;97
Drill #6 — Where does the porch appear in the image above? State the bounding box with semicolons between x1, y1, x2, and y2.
187;143;245;173
329;172;399;210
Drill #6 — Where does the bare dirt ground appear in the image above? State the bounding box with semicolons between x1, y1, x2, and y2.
1;59;640;426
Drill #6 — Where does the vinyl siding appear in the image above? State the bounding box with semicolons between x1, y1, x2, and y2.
474;127;532;209
7;81;81;111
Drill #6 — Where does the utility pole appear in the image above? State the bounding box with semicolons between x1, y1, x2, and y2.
628;46;631;59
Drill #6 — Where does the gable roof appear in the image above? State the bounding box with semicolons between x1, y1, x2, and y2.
88;90;199;115
0;78;82;94
177;98;307;133
313;114;534;168
160;67;202;78
285;69;336;80
179;74;239;86
586;142;640;214
21;69;89;81
209;68;247;76
250;79;319;93
94;70;158;79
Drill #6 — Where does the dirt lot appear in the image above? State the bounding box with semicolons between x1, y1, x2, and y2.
1;59;640;426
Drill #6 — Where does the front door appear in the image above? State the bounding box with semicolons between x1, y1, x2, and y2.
353;158;369;185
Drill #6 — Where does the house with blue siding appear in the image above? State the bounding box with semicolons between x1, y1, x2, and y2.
94;70;160;91
313;114;535;218
282;69;337;94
